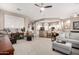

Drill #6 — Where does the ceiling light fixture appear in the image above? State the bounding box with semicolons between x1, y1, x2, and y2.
40;7;45;12
34;3;52;13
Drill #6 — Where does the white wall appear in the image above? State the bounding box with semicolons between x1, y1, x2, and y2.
0;10;4;29
24;17;32;31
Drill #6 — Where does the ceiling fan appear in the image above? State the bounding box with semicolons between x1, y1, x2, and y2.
34;3;52;13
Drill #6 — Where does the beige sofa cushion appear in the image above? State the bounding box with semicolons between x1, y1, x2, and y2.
69;33;79;40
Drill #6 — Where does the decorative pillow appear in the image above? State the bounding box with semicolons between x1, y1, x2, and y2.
56;35;67;43
65;32;70;38
56;39;62;42
56;39;66;44
59;32;65;38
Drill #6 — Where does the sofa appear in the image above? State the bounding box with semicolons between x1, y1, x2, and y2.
53;41;72;54
56;32;79;49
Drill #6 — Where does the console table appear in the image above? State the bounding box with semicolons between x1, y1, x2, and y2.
0;35;14;55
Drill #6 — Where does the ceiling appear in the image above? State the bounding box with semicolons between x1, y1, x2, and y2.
0;3;79;20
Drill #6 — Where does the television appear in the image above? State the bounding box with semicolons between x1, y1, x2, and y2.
40;27;45;31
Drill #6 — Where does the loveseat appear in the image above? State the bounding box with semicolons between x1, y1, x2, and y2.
56;32;79;49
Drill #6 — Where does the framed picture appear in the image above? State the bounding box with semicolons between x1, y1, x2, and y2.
73;21;79;30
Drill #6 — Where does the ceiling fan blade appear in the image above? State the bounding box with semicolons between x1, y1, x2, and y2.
44;6;52;8
34;4;40;7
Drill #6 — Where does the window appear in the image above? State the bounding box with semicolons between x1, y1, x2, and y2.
4;14;24;28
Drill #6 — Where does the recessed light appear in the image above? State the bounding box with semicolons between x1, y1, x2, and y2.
17;8;22;11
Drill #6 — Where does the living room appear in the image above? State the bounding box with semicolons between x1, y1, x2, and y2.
0;3;79;56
